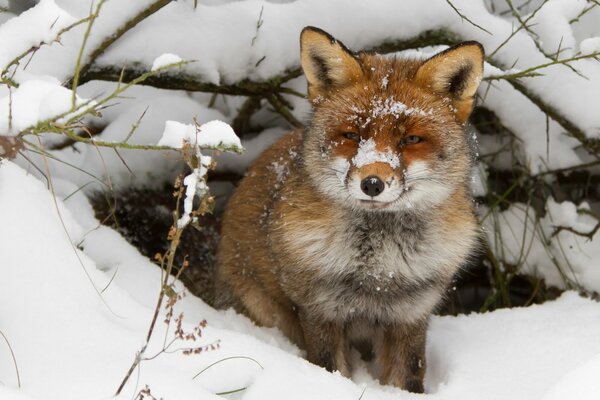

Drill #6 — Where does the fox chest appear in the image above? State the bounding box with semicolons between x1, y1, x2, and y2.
278;215;452;323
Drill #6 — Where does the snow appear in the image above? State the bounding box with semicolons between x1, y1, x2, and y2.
179;165;207;228
198;120;243;149
348;97;432;130
370;97;432;119
7;0;598;151
543;353;600;400
484;198;600;294
15;88;232;191
352;137;400;169
151;53;183;71
4;0;600;173
1;160;600;400
89;0;600;142
2;0;600;399
527;0;585;57
580;37;600;55
2;159;600;399
158;119;242;150
0;78;92;135
157;119;241;228
0;0;75;73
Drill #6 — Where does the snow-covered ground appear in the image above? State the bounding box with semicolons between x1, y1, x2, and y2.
2;159;600;400
1;0;600;399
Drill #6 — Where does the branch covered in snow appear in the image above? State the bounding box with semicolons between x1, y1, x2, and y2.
78;27;600;156
158;119;242;228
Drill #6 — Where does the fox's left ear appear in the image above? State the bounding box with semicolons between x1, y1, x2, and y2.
415;42;484;123
300;27;364;102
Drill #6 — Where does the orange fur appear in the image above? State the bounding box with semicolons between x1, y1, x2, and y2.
215;27;484;393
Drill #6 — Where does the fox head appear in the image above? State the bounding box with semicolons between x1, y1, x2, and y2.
299;27;484;212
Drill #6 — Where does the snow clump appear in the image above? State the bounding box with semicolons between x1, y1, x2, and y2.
151;53;183;71
158;119;242;228
352;138;400;169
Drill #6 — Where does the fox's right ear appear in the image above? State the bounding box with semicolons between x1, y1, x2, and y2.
300;27;364;101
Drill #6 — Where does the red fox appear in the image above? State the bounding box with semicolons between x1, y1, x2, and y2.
216;27;483;392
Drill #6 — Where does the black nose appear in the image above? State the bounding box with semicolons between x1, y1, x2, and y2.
360;176;385;197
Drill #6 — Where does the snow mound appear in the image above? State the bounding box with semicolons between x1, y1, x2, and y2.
2;160;600;400
0;0;75;73
0;79;92;135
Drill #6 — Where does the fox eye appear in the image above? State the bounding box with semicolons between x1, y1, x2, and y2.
342;132;361;142
400;135;424;146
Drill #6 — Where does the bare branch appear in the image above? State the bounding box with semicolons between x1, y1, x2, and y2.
73;0;172;85
445;0;492;34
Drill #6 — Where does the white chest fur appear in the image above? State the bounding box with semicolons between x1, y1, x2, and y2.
280;211;472;323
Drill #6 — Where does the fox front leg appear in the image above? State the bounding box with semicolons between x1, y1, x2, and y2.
298;309;351;376
377;321;428;393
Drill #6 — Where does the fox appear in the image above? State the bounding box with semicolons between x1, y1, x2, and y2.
215;27;484;393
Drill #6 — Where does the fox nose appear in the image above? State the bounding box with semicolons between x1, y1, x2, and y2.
360;176;385;197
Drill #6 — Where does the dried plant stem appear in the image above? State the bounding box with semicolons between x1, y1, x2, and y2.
115;204;185;396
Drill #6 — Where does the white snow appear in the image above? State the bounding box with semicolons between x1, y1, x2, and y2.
157;119;241;228
14;87;233;191
0;0;75;73
2;1;600;399
158;119;242;150
352;137;400;169
349;97;432;129
179;164;208;228
580;37;600;55
1;159;600;399
370;97;432;119
151;52;183;71
484;198;600;294
0;78;92;135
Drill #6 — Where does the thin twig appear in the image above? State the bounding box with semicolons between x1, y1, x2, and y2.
266;94;302;128
485;51;600;81
445;0;492;34
488;0;547;57
71;0;108;109
75;0;173;84
0;330;20;388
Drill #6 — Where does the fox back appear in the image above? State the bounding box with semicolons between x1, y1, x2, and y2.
215;27;484;393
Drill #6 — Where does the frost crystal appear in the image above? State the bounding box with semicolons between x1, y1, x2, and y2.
352;138;400;168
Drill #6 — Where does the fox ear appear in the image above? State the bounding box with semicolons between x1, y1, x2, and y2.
300;27;364;101
415;42;484;123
